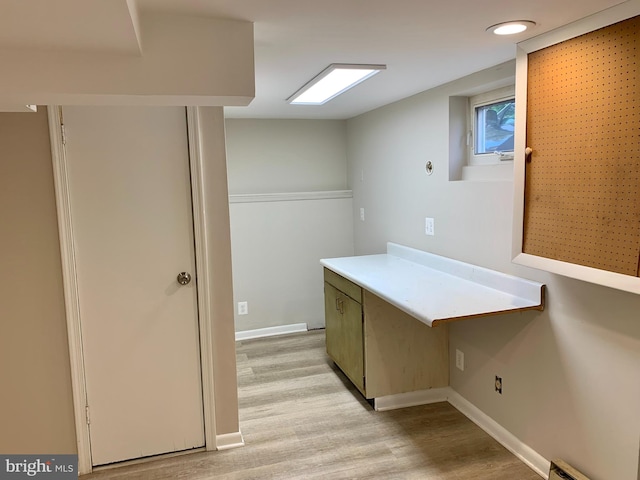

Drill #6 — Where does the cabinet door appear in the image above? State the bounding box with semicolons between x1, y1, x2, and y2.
324;283;364;394
324;282;342;364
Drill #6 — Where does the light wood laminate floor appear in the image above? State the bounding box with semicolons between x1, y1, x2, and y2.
83;330;541;479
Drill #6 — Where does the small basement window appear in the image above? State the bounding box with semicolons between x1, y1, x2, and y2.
469;86;515;165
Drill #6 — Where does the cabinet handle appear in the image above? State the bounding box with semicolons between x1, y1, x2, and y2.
336;297;344;315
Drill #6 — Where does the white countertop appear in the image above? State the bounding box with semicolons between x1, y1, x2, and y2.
321;243;545;327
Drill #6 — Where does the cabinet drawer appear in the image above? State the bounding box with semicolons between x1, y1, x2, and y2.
323;268;362;304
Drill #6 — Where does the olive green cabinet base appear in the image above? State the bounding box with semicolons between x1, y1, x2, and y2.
324;282;364;393
324;268;449;399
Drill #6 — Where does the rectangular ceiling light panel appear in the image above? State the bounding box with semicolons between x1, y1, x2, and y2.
288;63;386;105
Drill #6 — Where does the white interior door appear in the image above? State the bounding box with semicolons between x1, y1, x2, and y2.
63;106;205;466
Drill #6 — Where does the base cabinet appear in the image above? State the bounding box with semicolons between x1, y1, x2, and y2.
324;268;449;399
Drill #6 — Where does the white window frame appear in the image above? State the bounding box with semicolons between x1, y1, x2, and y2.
468;85;515;166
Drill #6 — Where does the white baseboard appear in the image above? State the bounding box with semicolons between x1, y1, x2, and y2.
216;431;245;451
235;323;308;341
447;390;550;479
374;387;451;412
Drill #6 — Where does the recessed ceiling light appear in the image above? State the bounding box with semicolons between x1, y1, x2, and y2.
288;63;386;105
486;20;536;35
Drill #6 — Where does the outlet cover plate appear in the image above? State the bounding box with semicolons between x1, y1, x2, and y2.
425;217;435;236
238;301;248;315
455;349;464;371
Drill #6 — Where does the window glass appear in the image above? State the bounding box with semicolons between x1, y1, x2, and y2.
475;99;515;154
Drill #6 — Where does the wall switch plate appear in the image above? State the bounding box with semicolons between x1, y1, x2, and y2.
455;349;464;371
425;217;435;236
360;208;365;221
238;301;248;315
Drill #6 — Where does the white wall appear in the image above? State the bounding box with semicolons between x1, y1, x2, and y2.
197;107;242;437
225;119;349;194
346;63;640;480
225;119;354;332
229;197;353;331
0;108;76;454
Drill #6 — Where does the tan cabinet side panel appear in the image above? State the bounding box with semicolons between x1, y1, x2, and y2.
363;291;448;399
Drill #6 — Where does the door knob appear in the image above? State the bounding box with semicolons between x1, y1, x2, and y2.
176;272;192;286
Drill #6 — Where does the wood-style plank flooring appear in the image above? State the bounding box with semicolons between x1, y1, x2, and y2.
84;330;541;479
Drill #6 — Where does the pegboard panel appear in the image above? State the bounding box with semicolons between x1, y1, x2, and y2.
523;15;640;277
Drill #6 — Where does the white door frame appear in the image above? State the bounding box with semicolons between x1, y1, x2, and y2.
48;106;218;475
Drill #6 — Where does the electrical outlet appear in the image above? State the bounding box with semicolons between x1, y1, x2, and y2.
238;301;248;315
425;217;435;236
360;208;365;221
495;375;503;394
455;349;464;371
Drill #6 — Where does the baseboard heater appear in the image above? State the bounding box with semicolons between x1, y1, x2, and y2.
549;459;590;480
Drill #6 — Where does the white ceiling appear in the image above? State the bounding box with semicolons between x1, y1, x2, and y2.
0;0;629;119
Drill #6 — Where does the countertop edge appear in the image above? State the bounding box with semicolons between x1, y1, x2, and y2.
320;249;545;328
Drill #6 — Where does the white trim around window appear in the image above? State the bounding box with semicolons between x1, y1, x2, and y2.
468;85;515;166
